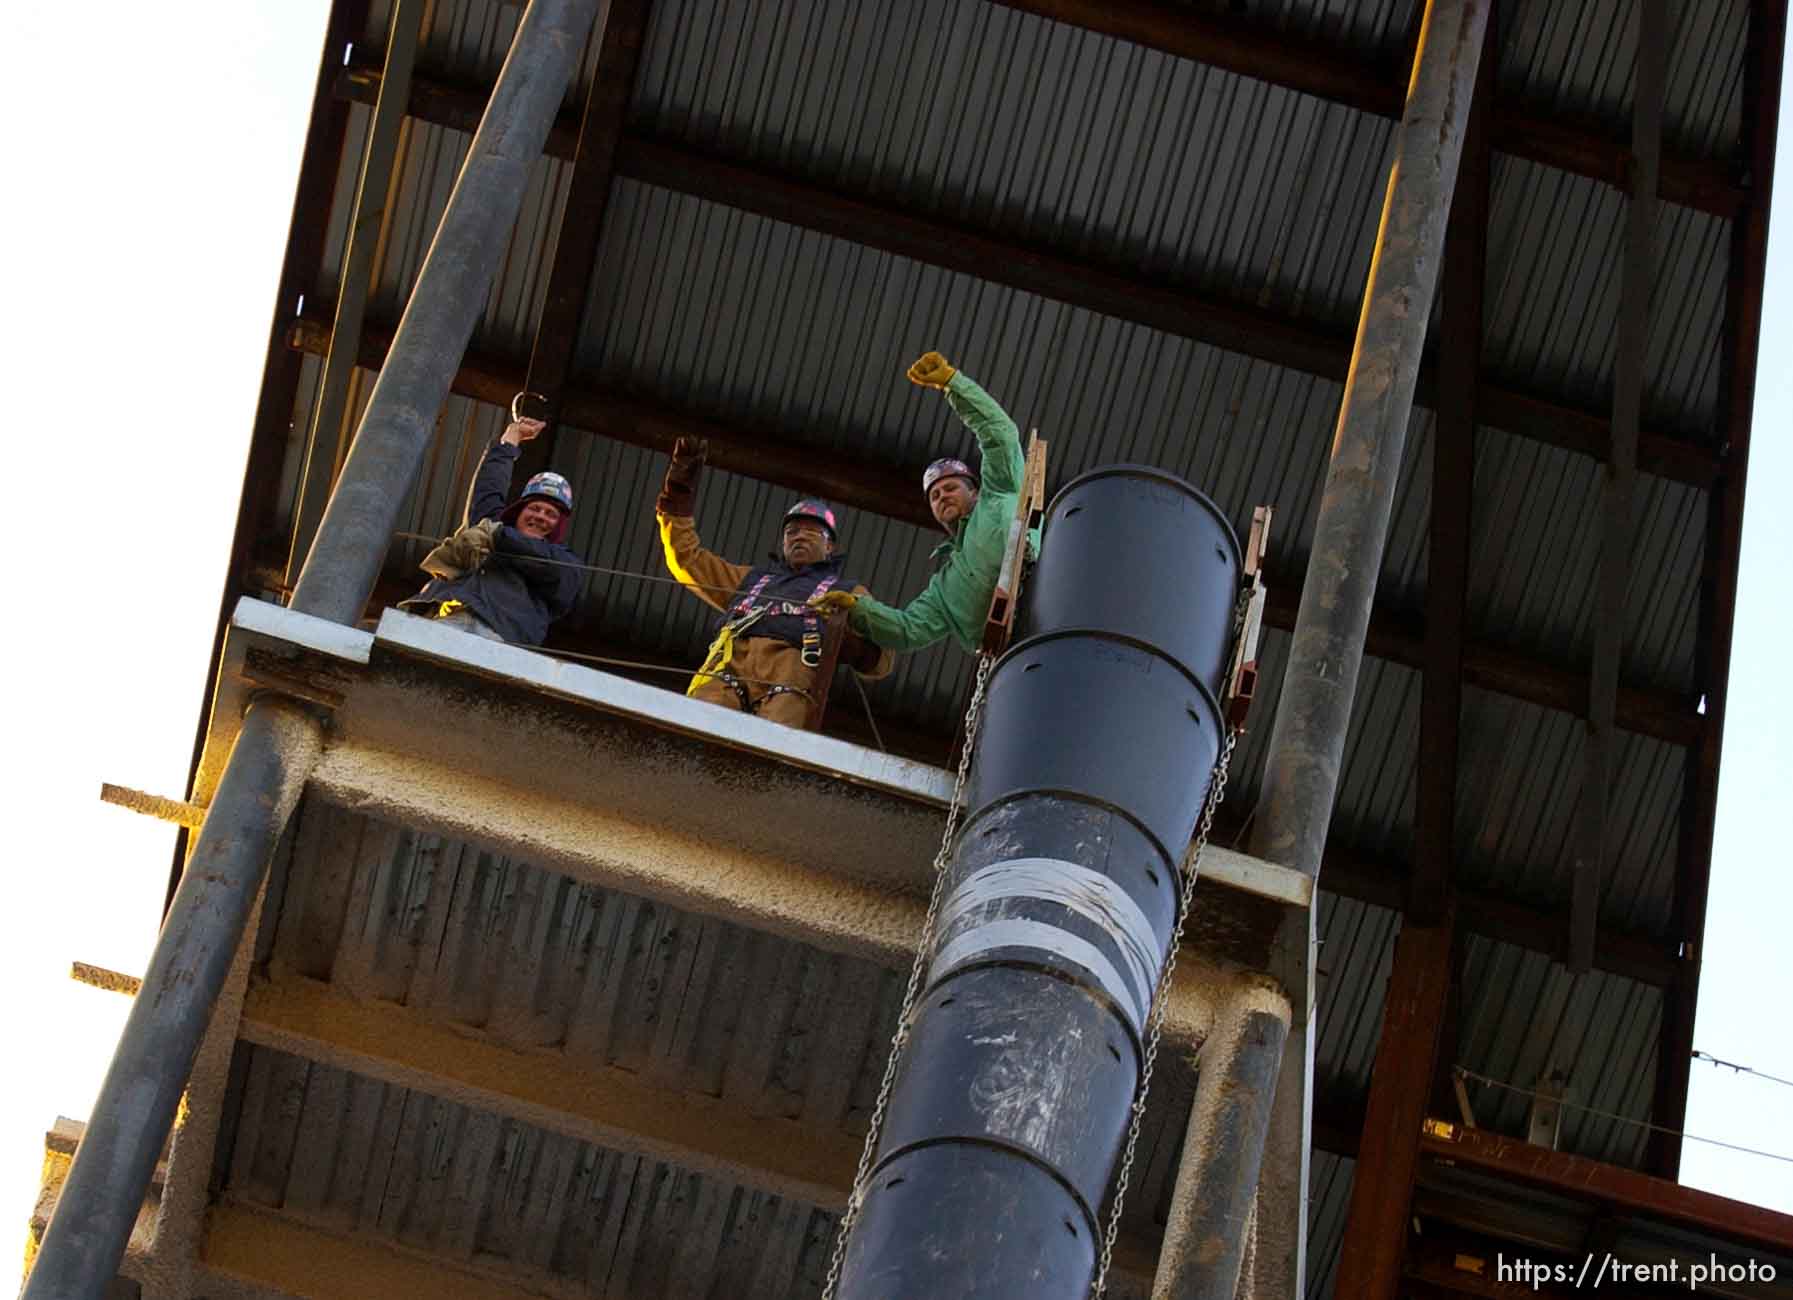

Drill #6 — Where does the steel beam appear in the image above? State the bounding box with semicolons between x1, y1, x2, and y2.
283;0;426;591
23;699;324;1300
284;311;1703;749
988;0;1741;218
290;0;605;623
1420;1122;1793;1255
516;0;652;481
179;0;370;911
1252;6;1489;1297
1333;914;1457;1299
1654;0;1787;1175
333;64;1722;490
1411;2;1493;925
1571;0;1664;975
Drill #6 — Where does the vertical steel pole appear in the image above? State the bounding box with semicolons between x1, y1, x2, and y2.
1247;3;1491;1296
1153;981;1292;1300
28;5;604;1294
291;0;605;624
23;699;323;1300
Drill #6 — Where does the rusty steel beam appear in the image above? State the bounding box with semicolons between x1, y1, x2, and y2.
988;0;1742;218
1335;915;1457;1299
333;63;1723;491
178;0;372;912
1421;1122;1793;1255
517;0;653;482
1572;0;1665;976
285;311;1702;752
1655;0;1788;1176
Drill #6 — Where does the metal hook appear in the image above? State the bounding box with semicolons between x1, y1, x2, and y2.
510;391;548;424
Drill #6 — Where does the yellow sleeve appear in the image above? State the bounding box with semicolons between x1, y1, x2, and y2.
657;512;751;612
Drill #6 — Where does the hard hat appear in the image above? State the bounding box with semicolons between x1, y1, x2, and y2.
922;457;978;496
782;497;839;541
517;471;574;514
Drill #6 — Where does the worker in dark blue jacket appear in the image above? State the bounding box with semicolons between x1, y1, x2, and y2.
399;417;581;645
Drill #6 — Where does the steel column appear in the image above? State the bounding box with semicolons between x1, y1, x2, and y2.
23;699;323;1300
290;0;604;624
1251;3;1490;1294
283;0;427;590
1153;982;1293;1300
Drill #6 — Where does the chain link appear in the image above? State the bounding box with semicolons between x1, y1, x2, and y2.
820;653;995;1300
1091;584;1254;1299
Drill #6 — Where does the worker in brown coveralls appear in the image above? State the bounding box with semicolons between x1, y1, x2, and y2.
655;437;893;728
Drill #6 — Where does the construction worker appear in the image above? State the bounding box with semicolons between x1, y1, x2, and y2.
656;437;893;728
399;416;581;645
810;351;1036;653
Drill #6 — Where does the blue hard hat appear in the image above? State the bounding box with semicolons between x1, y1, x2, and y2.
518;471;574;514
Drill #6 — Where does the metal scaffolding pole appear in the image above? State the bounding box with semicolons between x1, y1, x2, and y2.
290;0;604;624
23;699;324;1300
1252;2;1491;1295
1154;981;1292;1300
26;4;603;1294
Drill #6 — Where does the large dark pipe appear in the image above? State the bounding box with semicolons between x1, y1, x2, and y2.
837;467;1241;1299
290;0;603;623
23;699;323;1299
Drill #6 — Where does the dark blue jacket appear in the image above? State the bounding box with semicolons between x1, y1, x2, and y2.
404;440;581;645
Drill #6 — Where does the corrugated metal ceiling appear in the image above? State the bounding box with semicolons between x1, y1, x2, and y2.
225;0;1760;1292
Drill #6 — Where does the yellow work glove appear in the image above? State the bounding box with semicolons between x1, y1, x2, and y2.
906;351;957;391
808;589;859;616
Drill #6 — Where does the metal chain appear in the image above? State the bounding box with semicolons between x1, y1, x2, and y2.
820;653;996;1300
1091;584;1254;1299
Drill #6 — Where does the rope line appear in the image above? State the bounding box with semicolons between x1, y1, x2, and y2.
1693;1050;1793;1092
392;533;893;742
1453;1066;1793;1167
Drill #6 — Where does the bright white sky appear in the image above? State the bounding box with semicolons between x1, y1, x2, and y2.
0;0;1788;1282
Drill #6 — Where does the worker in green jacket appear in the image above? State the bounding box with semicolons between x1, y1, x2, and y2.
809;351;1036;654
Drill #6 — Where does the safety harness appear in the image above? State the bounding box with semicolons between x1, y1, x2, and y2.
687;569;840;713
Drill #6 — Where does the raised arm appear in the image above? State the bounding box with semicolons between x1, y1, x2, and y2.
654;437;750;611
465;416;547;525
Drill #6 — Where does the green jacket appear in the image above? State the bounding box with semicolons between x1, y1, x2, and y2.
848;371;1037;654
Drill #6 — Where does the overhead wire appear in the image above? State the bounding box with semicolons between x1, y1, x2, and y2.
1453;1066;1793;1168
